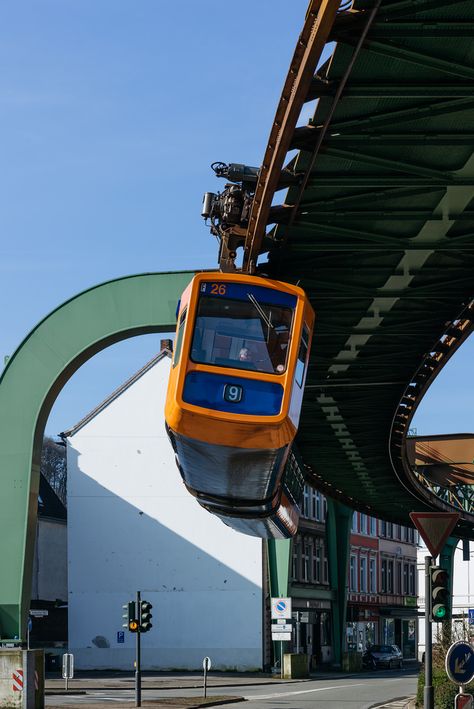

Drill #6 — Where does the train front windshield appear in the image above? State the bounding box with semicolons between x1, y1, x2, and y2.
191;282;295;374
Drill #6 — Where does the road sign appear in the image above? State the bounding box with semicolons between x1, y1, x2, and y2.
202;656;212;671
455;693;473;709
117;631;125;644
30;610;48;617
410;512;460;559
469;609;474;626
62;653;74;680
446;641;474;685
272;632;292;641
271;624;292;633
271;597;292;620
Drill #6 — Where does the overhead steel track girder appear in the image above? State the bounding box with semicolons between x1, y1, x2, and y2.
241;0;474;536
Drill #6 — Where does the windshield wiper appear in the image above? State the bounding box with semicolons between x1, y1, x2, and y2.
247;293;273;331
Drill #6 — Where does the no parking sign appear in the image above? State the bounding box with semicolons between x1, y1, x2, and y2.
271;597;292;620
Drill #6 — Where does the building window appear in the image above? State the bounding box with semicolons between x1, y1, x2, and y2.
409;564;416;596
303;486;310;518
386;522;393;538
360;556;367;592
388;560;394;593
381;520;386;537
381;559;387;592
350;555;358;591
292;535;301;581
322;496;327;521
312;543;321;583
323;551;329;584
403;562;409;594
370;517;377;536
352;512;357;532
369;558;376;592
302;538;310;582
360;514;367;535
396;561;402;594
313;490;321;520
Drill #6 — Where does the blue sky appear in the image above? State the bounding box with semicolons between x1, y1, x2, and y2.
0;1;471;438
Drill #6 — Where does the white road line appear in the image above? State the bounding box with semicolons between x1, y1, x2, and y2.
245;681;367;700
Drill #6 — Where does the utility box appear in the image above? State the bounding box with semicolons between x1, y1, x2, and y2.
283;653;309;679
0;649;44;708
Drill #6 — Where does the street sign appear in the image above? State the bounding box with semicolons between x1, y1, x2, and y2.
62;653;74;680
455;693;473;709
272;632;292;641
271;624;292;633
117;631;125;644
271;597;292;620
30;610;48;617
469;609;474;626
446;641;474;686
410;512;460;559
202;656;212;671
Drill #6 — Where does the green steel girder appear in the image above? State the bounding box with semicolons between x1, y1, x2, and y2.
355;40;474;81
308;78;474;99
0;271;194;641
377;0;466;20
327;98;474;132
266;0;474;537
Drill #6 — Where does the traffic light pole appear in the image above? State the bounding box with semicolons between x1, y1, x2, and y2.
424;556;433;709
135;590;141;708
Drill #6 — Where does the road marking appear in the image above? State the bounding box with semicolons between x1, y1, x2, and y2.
370;697;414;709
245;681;366;700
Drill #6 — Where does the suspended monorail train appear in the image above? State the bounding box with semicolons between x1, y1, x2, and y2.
165;272;314;538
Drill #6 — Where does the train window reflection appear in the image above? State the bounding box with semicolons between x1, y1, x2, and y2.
191;295;293;373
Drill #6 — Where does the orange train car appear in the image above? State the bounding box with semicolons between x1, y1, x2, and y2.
165;272;315;538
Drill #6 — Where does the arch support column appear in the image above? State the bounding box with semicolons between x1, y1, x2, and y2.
0;271;194;641
325;498;352;668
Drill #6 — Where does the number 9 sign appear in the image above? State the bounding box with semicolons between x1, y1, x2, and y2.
224;384;243;403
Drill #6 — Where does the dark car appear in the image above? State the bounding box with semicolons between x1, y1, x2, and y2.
362;644;403;670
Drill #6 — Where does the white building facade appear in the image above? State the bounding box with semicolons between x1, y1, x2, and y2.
64;349;264;671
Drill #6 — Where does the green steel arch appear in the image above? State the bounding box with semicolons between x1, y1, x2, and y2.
0;271;194;641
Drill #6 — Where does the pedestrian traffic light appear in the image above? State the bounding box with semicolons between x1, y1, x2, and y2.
122;601;138;633
139;600;153;633
429;566;449;622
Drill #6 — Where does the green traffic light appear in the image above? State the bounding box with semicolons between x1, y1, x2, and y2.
433;604;446;619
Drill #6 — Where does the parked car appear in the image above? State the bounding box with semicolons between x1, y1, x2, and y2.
362;644;403;670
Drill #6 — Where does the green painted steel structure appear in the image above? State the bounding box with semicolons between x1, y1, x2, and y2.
0;271;194;641
263;0;474;538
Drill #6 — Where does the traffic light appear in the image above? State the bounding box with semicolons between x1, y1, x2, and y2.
139;600;153;633
429;566;449;622
122;601;138;633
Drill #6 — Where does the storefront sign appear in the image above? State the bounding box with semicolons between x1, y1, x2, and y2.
404;596;417;607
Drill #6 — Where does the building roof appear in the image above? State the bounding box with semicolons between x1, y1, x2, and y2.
61;348;172;438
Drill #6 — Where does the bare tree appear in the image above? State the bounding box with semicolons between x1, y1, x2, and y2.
41;437;67;505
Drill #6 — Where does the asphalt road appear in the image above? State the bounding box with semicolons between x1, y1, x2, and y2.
45;668;418;709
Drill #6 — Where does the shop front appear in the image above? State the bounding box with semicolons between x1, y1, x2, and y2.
291;600;333;669
379;601;418;659
346;603;379;653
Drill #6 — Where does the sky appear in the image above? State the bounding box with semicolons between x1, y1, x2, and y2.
0;0;472;438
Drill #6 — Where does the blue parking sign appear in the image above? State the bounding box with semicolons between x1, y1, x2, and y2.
469;609;474;626
117;631;125;644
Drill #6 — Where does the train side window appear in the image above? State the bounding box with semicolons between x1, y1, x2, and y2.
173;308;187;368
295;325;309;387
